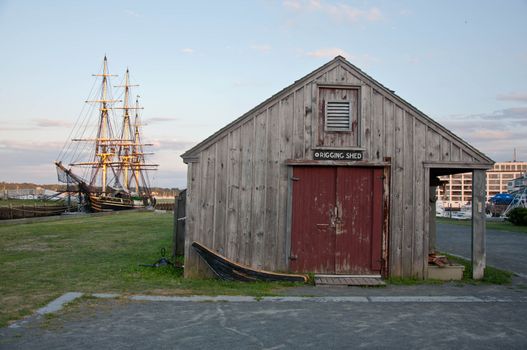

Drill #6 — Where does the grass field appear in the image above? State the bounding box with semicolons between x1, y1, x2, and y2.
437;217;527;234
0;211;296;327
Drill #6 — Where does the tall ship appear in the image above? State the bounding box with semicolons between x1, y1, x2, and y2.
55;56;158;212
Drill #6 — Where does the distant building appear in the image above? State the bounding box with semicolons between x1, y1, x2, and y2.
508;173;527;192
438;161;527;207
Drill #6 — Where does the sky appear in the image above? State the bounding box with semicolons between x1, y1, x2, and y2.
0;0;526;189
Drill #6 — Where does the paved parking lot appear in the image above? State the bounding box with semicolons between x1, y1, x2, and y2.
437;222;527;277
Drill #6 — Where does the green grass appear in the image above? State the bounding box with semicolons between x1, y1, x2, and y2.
437;217;527;234
0;211;295;327
387;254;513;285
445;254;513;284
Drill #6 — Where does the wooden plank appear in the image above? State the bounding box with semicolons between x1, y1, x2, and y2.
371;90;384;161
304;83;314;156
265;102;280;270
213;136;228;254
402;111;415;277
472;169;486;279
441;138;451;161
383;100;395;158
200;146;216;255
426;129;442;161
390;106;404;277
285;166;293;270
239;119;256;266
361;85;372;158
225;128;242;259
184;161;207;278
340;65;364;85
313;274;385;286
293;88;305;159
413;121;426;278
462;150;474;162
451;143;461;161
252;111;268;269
277;95;294;270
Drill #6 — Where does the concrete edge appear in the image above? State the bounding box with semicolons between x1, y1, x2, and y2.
9;291;526;329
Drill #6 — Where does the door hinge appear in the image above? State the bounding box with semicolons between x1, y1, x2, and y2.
289;254;298;260
291;176;300;181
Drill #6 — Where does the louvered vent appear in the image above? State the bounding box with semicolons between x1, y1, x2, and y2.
325;101;351;131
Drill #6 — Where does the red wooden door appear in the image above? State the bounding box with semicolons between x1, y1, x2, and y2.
290;166;383;275
290;167;336;273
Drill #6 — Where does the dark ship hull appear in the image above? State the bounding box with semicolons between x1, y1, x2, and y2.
192;241;308;283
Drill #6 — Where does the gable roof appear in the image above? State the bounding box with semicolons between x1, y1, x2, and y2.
181;56;493;165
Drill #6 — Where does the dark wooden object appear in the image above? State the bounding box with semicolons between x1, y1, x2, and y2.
173;190;186;257
191;241;308;283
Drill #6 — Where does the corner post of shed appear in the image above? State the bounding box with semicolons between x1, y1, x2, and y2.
471;169;486;280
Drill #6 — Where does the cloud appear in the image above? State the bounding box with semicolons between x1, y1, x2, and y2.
153;139;196;151
33;118;72;128
496;92;527;103
283;0;383;23
0;139;63;153
439;107;527;161
305;48;379;66
180;48;195;54
250;44;272;54
145;117;178;124
307;47;350;58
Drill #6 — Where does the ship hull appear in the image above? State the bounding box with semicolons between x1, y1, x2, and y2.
88;194;141;212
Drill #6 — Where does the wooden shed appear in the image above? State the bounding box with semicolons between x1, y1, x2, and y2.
181;56;493;280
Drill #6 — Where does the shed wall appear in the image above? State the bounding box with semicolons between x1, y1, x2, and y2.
184;62;482;278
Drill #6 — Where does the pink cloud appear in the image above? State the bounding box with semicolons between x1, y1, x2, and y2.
33;118;72;128
496;92;527;103
283;0;383;23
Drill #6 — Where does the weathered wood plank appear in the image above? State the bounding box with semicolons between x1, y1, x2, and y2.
277;95;294;270
183;163;197;277
200;146;216;252
440;138;451;161
265;102;280;270
402;112;415;277
225;128;242;259
340;65;365;85
304;83;314;156
213;136;228;254
451;143;461;161
361;85;372;158
383;100;395;158
293;88;305;159
472;169;486;279
371;90;384;161
413;120;426;278
390;106;404;277
462;150;474;162
426;129;442;161
239;119;256;266
251;111;268;268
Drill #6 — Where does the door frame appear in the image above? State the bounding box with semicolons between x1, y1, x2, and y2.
285;161;391;277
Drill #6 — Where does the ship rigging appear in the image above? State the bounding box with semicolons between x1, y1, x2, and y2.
55;56;158;211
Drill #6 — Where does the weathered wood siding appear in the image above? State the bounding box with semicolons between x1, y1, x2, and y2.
184;60;488;278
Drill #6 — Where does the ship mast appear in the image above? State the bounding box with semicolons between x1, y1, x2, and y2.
115;69;137;191
89;56;119;195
